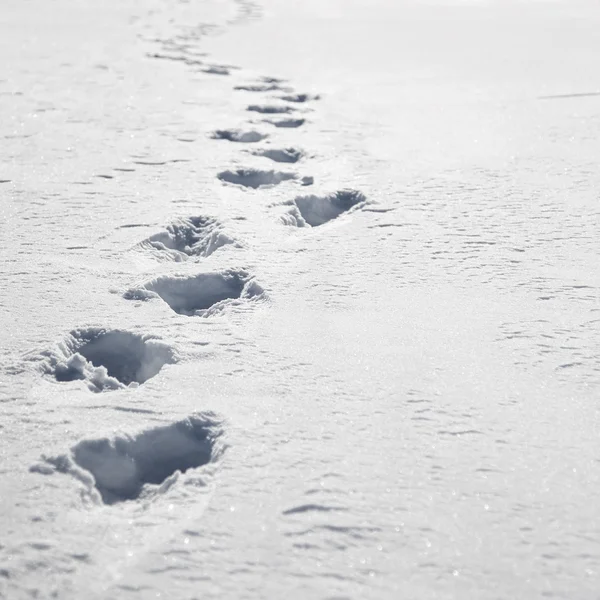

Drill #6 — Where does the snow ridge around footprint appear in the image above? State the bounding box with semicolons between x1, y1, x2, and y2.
42;328;177;392
139;216;238;262
211;129;268;143
34;413;225;505
253;148;303;164
124;269;266;316
247;104;293;114
282;190;367;227
217;168;297;189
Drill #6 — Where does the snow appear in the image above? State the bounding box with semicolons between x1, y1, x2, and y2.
123;269;266;316
34;413;224;505
1;0;600;598
41;328;177;392
284;190;368;227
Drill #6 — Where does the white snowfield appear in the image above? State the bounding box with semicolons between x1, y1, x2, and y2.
1;0;599;597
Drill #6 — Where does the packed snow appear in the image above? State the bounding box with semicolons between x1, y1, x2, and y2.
1;0;600;598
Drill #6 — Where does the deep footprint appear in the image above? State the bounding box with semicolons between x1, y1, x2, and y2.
44;328;176;392
217;168;297;189
247;104;293;114
124;269;265;316
266;118;305;129
254;148;303;164
211;129;268;143
140;216;237;261
37;413;223;505
283;190;367;227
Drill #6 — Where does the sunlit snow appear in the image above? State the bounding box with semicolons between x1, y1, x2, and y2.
1;0;600;598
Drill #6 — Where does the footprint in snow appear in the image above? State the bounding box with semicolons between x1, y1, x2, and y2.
124;269;266;316
217;168;299;189
42;328;176;392
202;63;239;76
32;413;224;505
139;216;238;262
265;118;305;129
253;148;303;164
280;93;320;103
234;77;291;93
247;104;294;114
211;129;268;143
259;76;286;84
234;83;283;92
282;190;367;227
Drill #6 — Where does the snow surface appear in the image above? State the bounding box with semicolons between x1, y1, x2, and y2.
1;0;600;598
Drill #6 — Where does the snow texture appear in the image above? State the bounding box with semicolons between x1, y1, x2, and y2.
3;0;600;598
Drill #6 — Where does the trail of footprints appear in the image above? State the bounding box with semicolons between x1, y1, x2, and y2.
31;46;367;507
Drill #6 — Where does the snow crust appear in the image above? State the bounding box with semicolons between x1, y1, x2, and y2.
2;0;600;598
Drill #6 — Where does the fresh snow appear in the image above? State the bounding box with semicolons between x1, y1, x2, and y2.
1;0;600;598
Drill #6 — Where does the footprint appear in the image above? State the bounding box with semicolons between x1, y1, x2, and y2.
43;329;176;392
211;129;268;143
265;118;305;129
124;269;265;316
34;413;224;505
140;216;238;262
282;190;367;227
280;93;320;103
253;148;303;164
217;168;297;189
202;65;231;76
259;76;286;84
133;159;189;166
234;84;282;92
146;52;204;68
247;104;293;114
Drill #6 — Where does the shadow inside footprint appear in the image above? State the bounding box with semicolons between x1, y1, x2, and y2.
254;148;303;164
247;104;293;114
284;190;367;227
280;93;320;103
234;84;281;92
211;129;268;143
217;168;296;189
47;329;176;392
40;413;224;505
124;270;265;316
203;65;230;75
140;216;237;262
266;118;305;129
